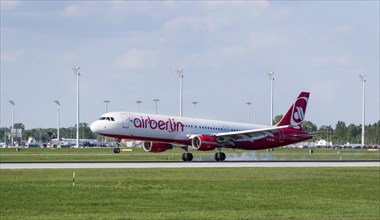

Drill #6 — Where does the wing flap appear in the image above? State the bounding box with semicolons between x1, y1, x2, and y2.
215;124;292;138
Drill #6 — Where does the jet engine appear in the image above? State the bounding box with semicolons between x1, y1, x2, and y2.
191;135;217;151
143;142;173;153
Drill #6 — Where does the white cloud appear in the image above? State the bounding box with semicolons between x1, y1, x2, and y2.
308;54;355;68
112;49;160;71
62;52;79;63
246;32;290;50
220;45;247;59
328;24;353;34
59;4;84;18
162;14;230;32
0;0;21;10
201;1;270;10
1;50;24;63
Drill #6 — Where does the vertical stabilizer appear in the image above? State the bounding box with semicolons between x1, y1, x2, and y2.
277;92;310;129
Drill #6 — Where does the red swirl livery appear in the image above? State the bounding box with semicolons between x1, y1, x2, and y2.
90;91;312;161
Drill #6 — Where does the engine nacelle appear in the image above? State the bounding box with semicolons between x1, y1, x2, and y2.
143;142;173;153
192;135;217;151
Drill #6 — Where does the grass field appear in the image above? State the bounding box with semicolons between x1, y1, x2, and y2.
1;147;379;162
1;167;379;220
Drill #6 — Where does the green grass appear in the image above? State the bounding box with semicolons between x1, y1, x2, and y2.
0;168;379;220
1;147;379;162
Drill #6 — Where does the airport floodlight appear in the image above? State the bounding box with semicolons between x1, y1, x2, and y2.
136;100;142;113
72;66;80;76
104;100;110;113
54;100;60;141
8;100;15;147
266;72;274;126
72;66;81;148
153;99;160;114
192;101;198;118
359;73;366;147
246;102;252;123
175;68;184;117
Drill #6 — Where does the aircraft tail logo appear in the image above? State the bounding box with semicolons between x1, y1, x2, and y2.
277;92;310;129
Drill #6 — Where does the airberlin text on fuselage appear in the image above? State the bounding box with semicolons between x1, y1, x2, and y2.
133;116;184;132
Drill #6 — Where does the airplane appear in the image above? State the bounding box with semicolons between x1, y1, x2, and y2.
51;138;101;147
90;91;312;161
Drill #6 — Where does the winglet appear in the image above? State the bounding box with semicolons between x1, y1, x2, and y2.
276;92;310;130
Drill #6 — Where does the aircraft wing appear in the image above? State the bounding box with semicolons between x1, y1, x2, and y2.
187;124;294;145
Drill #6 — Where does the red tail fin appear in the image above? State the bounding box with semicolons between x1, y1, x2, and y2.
277;92;310;129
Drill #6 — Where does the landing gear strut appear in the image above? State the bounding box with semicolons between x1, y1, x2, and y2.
113;139;121;153
181;147;193;161
214;148;226;161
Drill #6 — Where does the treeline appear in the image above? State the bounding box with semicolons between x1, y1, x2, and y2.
273;115;379;145
1;118;379;145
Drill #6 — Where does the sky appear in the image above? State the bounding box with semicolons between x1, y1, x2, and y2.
1;0;379;130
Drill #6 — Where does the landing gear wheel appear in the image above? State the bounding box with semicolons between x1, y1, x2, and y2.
187;153;193;161
114;138;121;154
182;152;193;162
214;152;226;161
220;152;226;161
214;152;220;161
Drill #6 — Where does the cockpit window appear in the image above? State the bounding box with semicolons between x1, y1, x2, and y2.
99;117;115;121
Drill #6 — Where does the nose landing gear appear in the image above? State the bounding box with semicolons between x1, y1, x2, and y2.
113;138;121;153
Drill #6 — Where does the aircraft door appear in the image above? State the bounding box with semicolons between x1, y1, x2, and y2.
279;129;285;143
120;113;130;128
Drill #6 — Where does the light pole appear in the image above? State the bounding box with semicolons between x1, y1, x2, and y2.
246;102;252;123
192;101;198;118
266;72;274;126
359;73;366;147
175;68;184;117
9;100;15;147
153;99;160;114
104;100;110;113
54;100;60;141
136;100;142;113
72;66;80;148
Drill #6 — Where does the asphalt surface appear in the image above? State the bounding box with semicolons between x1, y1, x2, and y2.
1;161;379;169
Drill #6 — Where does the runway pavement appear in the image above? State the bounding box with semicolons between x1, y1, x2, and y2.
1;161;379;169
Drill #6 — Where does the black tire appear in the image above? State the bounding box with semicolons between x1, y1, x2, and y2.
182;153;187;161
187;153;193;162
214;152;220;161
220;152;226;161
114;148;120;153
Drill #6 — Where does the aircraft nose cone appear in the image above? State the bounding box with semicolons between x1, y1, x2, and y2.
90;121;99;133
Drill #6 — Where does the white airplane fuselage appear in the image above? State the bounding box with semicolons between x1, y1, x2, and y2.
90;92;312;160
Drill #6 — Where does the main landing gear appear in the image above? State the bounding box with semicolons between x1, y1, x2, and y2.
214;148;226;161
113;139;121;153
181;147;193;161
